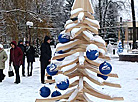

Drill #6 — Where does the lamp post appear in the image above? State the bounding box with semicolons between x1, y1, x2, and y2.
26;21;33;43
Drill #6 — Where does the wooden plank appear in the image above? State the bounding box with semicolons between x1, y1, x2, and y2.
83;18;100;29
69;80;79;88
53;48;85;60
103;82;121;88
66;70;83;79
84;81;123;101
67;87;79;101
56;39;88;51
73;28;86;38
85;57;101;67
63;65;78;75
78;68;103;86
83;93;94;102
58;58;79;70
83;81;113;100
45;79;55;83
66;23;98;34
72;0;94;14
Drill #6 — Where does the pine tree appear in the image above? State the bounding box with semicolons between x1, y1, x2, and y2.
36;0;124;101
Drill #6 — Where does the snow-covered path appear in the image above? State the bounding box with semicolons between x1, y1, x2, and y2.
0;49;138;102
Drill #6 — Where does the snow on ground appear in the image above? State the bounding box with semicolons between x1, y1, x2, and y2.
0;47;138;102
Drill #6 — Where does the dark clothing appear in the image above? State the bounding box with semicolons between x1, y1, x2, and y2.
9;41;23;66
26;45;35;76
40;36;51;64
27;62;33;76
10;41;23;83
0;69;5;82
14;66;20;83
18;42;26;76
26;46;35;62
40;36;52;83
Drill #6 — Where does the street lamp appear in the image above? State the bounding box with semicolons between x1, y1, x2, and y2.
26;21;33;43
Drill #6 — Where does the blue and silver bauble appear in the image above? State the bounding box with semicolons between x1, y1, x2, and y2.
46;63;58;76
86;44;99;60
51;90;61;97
99;61;112;75
58;34;70;43
40;86;51;98
56;79;69;90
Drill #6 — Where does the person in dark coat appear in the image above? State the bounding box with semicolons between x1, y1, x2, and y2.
26;41;35;76
18;41;26;76
9;41;23;84
40;36;52;84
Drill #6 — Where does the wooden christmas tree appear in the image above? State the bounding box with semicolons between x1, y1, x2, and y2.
36;0;124;101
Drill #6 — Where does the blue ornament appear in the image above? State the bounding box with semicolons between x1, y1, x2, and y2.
86;50;99;60
40;86;51;98
58;34;70;43
56;50;65;61
99;61;112;75
57;79;69;90
97;74;108;80
51;90;61;97
46;63;58;76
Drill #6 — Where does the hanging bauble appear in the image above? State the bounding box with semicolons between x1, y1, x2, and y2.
40;86;51;98
56;50;65;61
99;61;112;75
46;63;58;76
51;90;61;97
56;79;69;90
58;34;70;43
55;74;69;90
86;44;99;60
97;74;108;80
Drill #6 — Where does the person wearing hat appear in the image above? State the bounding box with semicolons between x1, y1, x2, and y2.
0;44;8;82
9;41;23;84
40;35;52;84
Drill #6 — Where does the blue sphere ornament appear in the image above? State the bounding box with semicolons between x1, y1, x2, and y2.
97;74;108;80
46;63;58;76
51;90;61;97
86;50;99;60
56;50;65;61
57;79;69;90
40;86;51;98
99;61;112;75
58;34;70;43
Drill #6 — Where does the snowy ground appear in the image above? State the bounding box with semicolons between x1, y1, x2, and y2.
0;48;138;102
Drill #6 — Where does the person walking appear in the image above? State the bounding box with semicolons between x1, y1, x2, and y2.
9;41;23;84
0;44;8;82
25;41;35;76
40;35;52;84
18;41;26;76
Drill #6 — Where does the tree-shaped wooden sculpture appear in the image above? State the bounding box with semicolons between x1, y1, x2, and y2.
36;0;124;101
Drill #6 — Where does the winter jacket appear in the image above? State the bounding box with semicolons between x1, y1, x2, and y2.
9;41;23;66
18;41;26;55
0;49;8;69
40;36;52;64
26;46;35;62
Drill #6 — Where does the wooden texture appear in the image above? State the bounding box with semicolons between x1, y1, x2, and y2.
66;23;98;34
72;0;94;14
